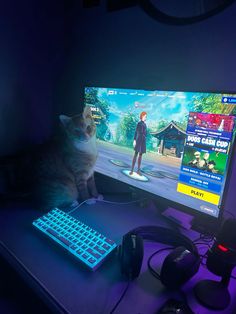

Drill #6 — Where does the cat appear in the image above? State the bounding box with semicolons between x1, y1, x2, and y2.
12;106;100;211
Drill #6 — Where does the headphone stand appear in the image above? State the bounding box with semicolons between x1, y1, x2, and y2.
194;271;231;310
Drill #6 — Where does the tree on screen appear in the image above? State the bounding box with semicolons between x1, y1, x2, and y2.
115;112;138;147
157;119;169;130
190;94;229;114
85;87;110;140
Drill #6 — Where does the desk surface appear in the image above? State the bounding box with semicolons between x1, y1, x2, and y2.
1;198;236;314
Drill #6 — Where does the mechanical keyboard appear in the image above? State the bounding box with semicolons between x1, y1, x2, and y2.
32;207;117;271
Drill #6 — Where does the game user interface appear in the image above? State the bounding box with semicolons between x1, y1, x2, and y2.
84;87;236;218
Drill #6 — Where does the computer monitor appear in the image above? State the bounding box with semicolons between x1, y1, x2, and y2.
84;87;236;223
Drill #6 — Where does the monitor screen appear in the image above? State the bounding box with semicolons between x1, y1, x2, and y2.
84;87;236;218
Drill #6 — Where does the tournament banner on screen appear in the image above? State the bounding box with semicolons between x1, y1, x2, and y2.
177;112;235;205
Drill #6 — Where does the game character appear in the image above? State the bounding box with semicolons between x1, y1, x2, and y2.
195;118;202;126
200;152;210;170
188;151;209;170
207;160;218;173
129;111;147;176
188;151;201;168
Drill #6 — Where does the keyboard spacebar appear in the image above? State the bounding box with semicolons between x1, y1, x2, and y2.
47;228;72;247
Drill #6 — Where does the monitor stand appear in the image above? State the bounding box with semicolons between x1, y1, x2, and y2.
162;207;221;235
162;207;194;230
191;215;221;235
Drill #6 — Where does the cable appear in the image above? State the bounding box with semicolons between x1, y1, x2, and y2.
193;233;214;244
67;199;89;214
194;242;211;248
193;241;211;267
96;198;148;205
224;209;236;219
110;281;130;314
194;234;236;278
193;236;203;243
147;246;190;308
218;204;236;219
67;197;148;214
147;247;174;280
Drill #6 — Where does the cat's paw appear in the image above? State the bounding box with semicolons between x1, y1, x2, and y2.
95;194;104;201
85;198;97;205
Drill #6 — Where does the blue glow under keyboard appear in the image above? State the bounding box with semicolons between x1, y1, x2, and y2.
33;208;117;271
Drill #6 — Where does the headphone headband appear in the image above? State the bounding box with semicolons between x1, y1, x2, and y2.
126;225;198;256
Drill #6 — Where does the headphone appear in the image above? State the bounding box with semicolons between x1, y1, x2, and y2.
119;226;200;289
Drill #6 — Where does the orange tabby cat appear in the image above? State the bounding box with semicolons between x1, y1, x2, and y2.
30;106;99;210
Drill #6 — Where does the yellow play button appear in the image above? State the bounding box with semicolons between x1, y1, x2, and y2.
177;183;220;205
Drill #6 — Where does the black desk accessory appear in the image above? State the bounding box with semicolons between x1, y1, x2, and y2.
119;226;200;289
156;298;194;314
194;218;236;310
109;225;199;313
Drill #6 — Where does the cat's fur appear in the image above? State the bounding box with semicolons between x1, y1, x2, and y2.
18;106;99;210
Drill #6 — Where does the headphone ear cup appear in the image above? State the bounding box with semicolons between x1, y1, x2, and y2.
120;233;144;279
160;246;200;289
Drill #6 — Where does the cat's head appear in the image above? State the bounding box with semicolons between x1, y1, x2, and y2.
59;106;96;142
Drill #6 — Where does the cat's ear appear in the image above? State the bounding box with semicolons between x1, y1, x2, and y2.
83;106;92;119
59;115;71;128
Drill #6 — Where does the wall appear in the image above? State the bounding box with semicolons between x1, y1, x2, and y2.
0;0;64;156
64;2;236;109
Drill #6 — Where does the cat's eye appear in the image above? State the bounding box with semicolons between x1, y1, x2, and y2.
86;125;92;133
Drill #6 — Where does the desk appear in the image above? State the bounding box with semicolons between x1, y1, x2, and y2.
0;199;236;314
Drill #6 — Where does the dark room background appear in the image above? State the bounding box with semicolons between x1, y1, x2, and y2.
0;0;235;212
